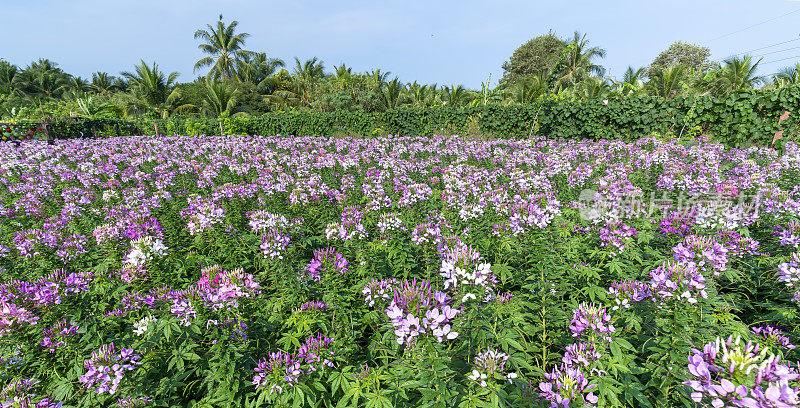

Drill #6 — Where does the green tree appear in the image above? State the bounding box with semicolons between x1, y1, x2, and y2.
292;57;326;105
91;72;119;94
0;60;20;95
377;77;405;110
710;55;764;96
442;84;470;106
579;77;613;99
618;66;646;96
554;32;606;89
121;60;189;118
648;41;715;77
646;64;688;99
202;79;242;116
13;59;71;101
505;75;547;104
502;31;568;84
193;15;254;81
775;62;800;87
234;52;285;91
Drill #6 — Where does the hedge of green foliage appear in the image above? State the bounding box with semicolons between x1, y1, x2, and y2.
143;86;800;147
6;86;799;146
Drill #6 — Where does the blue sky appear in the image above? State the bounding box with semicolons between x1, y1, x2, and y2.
2;0;800;88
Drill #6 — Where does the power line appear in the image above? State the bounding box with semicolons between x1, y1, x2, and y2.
762;54;800;65
729;36;800;57
753;45;800;58
708;8;800;42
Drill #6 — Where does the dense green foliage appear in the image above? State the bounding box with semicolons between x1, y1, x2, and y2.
5;85;794;147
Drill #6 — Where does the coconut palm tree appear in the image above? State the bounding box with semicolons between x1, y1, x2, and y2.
712;56;764;96
579;77;613;99
507;75;548;104
378;77;405;110
647;64;688;99
121;60;189;118
202;79;242;116
618;66;647;96
292;57;326;104
63;76;91;99
234;52;285;90
91;72;119;94
554;32;606;89
194;15;254;81
774;62;800;87
13;59;71;100
443;84;470;106
0;60;19;95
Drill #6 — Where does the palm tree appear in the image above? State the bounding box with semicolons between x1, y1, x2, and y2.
774;62;800;87
554;32;606;89
235;52;285;90
194;15;254;81
292;57;325;104
63;76;91;99
647;64;688;99
618;66;646;96
443;84;470;106
91;72;119;94
507;75;548;104
712;56;764;96
13;59;71;100
121;60;189;118
0;60;19;95
378;77;405;110
202;79;242;116
579;77;613;99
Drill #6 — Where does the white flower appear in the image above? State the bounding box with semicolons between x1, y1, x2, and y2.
133;316;156;336
462;293;477;302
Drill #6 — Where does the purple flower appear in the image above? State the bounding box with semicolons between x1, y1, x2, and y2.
304;248;348;282
568;303;615;342
538;365;599;407
607;280;651;310
79;343;141;394
649;261;708;305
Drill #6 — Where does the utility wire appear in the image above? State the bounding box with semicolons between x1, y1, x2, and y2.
752;45;800;58
762;54;800;65
708;8;800;41
728;36;800;57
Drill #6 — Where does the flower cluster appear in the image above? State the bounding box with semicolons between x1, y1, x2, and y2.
304;248;349;282
362;278;397;308
684;335;800;407
325;206;367;241
133;316;156;336
715;229;759;259
568;303;616;343
658;210;694;237
383;279;459;345
778;252;800;291
260;229;291;260
538;365;599;408
40;319;79;353
673;234;729;276
597;221;638;254
468;347;517;388
0;378;62;408
439;246;497;303
299;301;327;311
79;343;141;394
649;261;708;305
253;334;335;395
182;195;225;235
775;220;800;248
194;265;261;311
607;280;651;310
124;235;167;267
0;301;39;337
751;325;796;351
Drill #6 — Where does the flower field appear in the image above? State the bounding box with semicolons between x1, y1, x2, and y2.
2;134;800;407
